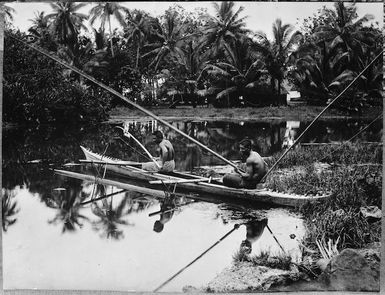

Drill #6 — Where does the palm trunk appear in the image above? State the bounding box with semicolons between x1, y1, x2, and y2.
109;17;114;57
136;43;140;69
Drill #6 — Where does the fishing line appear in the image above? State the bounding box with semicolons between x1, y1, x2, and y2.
261;49;384;183
153;223;241;292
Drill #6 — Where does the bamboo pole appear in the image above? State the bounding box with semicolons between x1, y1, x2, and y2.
149;177;219;184
9;34;240;171
261;50;384;183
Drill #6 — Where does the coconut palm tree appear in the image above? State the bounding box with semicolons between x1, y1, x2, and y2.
313;2;375;72
198;36;267;107
125;9;153;69
160;38;209;105
29;11;49;32
1;3;15;23
254;18;302;96
200;1;249;58
142;11;190;72
45;2;87;50
89;2;129;57
291;40;357;104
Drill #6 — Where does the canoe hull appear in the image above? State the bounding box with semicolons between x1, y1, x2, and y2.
78;146;329;207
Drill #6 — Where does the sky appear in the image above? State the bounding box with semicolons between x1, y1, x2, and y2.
8;1;383;39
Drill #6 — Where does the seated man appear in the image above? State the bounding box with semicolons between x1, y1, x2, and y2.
223;138;267;189
142;130;175;172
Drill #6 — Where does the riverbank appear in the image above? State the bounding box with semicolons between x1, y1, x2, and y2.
192;142;382;292
109;105;382;123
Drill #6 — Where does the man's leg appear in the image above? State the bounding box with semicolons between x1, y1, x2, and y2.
142;161;160;172
222;173;243;188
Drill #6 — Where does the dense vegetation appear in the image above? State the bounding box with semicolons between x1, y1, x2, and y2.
3;1;382;124
267;142;382;252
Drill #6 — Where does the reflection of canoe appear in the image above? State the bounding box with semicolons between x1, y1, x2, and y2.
71;146;329;207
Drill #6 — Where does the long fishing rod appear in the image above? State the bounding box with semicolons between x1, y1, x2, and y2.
8;34;240;171
261;49;384;183
115;126;161;169
153;224;241;292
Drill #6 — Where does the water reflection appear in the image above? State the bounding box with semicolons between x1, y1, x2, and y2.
91;196;132;240
152;194;189;233
2;118;382;291
2;189;20;232
240;218;268;254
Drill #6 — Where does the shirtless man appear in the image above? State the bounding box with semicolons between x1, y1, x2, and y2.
142;130;175;172
223;138;267;189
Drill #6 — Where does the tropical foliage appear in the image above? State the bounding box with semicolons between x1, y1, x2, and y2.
3;1;382;124
291;2;382;109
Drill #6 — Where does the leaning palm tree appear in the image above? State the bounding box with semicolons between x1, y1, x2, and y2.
45;2;88;50
254;19;302;96
89;2;129;57
200;1;249;58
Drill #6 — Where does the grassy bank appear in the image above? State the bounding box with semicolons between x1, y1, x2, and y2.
266;142;382;253
109;105;381;123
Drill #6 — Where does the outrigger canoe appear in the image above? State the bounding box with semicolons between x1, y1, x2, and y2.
58;146;330;207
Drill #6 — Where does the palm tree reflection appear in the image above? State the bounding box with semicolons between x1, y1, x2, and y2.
90;190;157;240
45;185;89;233
91;195;132;240
2;189;20;232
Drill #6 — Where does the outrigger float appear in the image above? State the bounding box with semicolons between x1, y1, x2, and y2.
54;146;329;208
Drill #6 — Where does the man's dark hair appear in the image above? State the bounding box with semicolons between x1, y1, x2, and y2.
239;138;252;148
153;130;164;139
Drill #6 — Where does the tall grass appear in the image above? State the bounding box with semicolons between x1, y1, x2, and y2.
269;142;382;169
233;249;292;270
267;143;382;255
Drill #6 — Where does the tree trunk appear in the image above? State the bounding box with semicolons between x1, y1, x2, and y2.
136;43;140;69
109;17;114;57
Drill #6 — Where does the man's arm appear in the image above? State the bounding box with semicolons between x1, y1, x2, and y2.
241;155;266;181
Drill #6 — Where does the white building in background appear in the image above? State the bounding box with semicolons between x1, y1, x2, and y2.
287;91;301;102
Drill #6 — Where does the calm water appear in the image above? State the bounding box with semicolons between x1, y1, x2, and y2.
3;118;382;291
